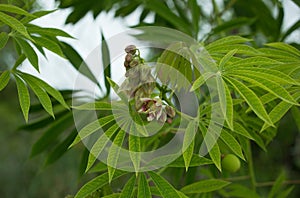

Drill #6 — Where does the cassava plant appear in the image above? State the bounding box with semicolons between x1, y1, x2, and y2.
1;0;300;197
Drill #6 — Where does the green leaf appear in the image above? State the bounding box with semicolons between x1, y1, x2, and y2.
107;77;128;102
227;68;300;86
0;4;36;17
182;120;197;171
59;42;99;86
30;112;73;157
44;129;77;166
230;74;298;105
206;36;252;50
261;92;300;131
199;122;221;171
144;0;192;35
277;186;294;198
268;171;285;198
86;124;120;172
219;49;237;70
265;42;300;57
181;179;231;194
0;70;10;91
23;75;54;117
224;81;234;130
138;173;151;198
74;171;127;198
148;171;181;198
101;31;111;97
72;101;112;110
281;20;300;41
107;129;126;183
14;74;30;122
188;0;200;36
18;72;69;109
119;175;136;198
32;35;65;58
216;75;233;130
15;38;39;71
102;194;121;198
227;184;260;198
0;32;9;49
70;115;115;147
129;124;141;174
212;17;255;35
233;123;254;140
0;12;31;39
27;25;74;38
190;72;215;91
225;77;273;126
220;130;245;160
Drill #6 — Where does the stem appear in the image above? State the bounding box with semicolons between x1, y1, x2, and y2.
256;180;300;187
247;141;257;191
224;175;250;182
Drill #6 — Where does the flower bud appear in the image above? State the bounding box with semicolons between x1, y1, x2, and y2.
125;53;133;62
129;57;140;67
125;45;137;54
165;106;176;118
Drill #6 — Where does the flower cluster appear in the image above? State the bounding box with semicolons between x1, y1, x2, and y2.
119;45;176;123
138;98;176;123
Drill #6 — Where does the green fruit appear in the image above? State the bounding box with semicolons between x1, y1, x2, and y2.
221;154;241;173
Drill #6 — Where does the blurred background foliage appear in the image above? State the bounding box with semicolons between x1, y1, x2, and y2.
0;0;300;197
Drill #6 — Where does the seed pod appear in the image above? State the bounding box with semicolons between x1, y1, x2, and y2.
125;45;137;54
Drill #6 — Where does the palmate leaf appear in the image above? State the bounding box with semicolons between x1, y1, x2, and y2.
0;4;36;17
144;0;192;35
226;68;300;86
101;31;111;97
18;72;69;109
268;172;285;198
14;74;30;122
129;124;141;174
0;12;31;39
180;179;231;194
199;122;221;171
225;56;284;70
265;42;300;57
107;129;126;183
27;24;74;38
205;36;251;50
291;106;300;132
44;129;77;166
0;70;10;91
219;49;237;70
220;130;245;160
224;77;273;126
74;170;127;198
14;38;39;71
229;74;298;105
85;123;120;172
31;35;65;58
0;32;9;49
148;171;181;198
119;175;136;198
261;91;300;131
182;120;197;171
70;115;115;147
216;75;234;130
226;184;260;198
23;75;54;117
138;173;151;198
30;112;73;157
72;101;112;110
190;72;215;91
59;42;100;87
147;154;212;168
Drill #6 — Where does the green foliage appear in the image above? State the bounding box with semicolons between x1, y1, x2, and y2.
1;0;300;197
